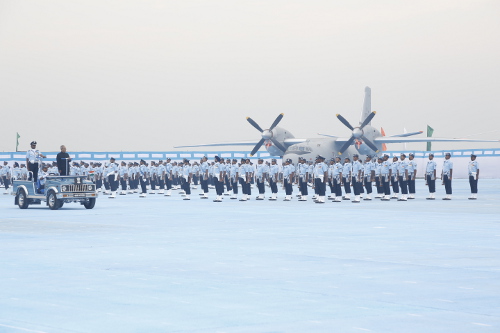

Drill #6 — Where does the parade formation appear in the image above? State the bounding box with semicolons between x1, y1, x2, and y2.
0;142;481;204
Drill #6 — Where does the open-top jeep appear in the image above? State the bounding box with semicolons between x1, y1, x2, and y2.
12;175;98;210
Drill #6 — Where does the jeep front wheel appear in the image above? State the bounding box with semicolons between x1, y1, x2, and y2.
83;198;96;209
47;191;60;210
17;190;29;209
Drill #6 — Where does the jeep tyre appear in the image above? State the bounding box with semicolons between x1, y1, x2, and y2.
17;189;29;209
47;191;60;210
83;198;96;209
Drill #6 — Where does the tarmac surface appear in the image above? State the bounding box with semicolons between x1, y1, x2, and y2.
1;179;499;333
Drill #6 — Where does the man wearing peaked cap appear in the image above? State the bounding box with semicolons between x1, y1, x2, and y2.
26;141;46;182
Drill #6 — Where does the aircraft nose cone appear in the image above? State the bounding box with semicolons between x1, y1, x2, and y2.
352;127;363;138
262;129;273;140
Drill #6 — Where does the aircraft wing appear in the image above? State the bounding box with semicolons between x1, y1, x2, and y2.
174;140;260;148
175;138;310;149
374;137;499;144
389;131;423;137
284;138;308;145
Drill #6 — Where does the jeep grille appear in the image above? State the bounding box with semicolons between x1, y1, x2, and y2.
61;184;95;192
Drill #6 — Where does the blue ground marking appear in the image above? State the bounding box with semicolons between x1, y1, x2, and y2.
0;179;499;333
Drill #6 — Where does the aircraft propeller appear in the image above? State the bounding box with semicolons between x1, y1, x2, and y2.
336;111;379;154
246;113;287;156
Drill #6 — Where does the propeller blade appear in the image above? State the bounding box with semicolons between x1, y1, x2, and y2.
361;135;379;153
359;111;376;129
270;137;287;153
250;138;265;156
336;114;354;131
269;113;284;131
246;117;264;133
338;136;355;154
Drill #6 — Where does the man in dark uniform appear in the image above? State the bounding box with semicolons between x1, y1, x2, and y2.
56;145;72;176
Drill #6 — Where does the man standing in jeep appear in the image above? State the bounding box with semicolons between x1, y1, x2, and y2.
57;145;72;176
26;141;46;181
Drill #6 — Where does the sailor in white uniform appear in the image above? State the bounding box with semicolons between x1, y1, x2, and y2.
468;154;479;200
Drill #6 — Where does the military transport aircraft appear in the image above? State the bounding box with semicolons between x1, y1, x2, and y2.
175;87;498;162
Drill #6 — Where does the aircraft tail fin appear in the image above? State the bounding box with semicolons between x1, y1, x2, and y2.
381;127;388;151
360;86;372;126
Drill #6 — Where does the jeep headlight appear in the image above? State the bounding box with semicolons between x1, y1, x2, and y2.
88;185;94;191
62;185;68;192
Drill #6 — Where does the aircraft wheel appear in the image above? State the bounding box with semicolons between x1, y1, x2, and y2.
83;198;96;209
17;190;29;209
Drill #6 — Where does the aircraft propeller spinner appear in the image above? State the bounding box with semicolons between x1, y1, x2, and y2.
247;113;287;156
336;111;379;154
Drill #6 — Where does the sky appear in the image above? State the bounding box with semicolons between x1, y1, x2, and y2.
1;0;499;153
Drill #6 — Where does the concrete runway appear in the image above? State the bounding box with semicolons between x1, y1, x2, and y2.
1;179;499;333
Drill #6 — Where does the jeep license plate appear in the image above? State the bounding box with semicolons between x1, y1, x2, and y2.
73;193;86;197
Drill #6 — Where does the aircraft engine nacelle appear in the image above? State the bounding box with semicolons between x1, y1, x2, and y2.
354;126;382;156
264;127;294;157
